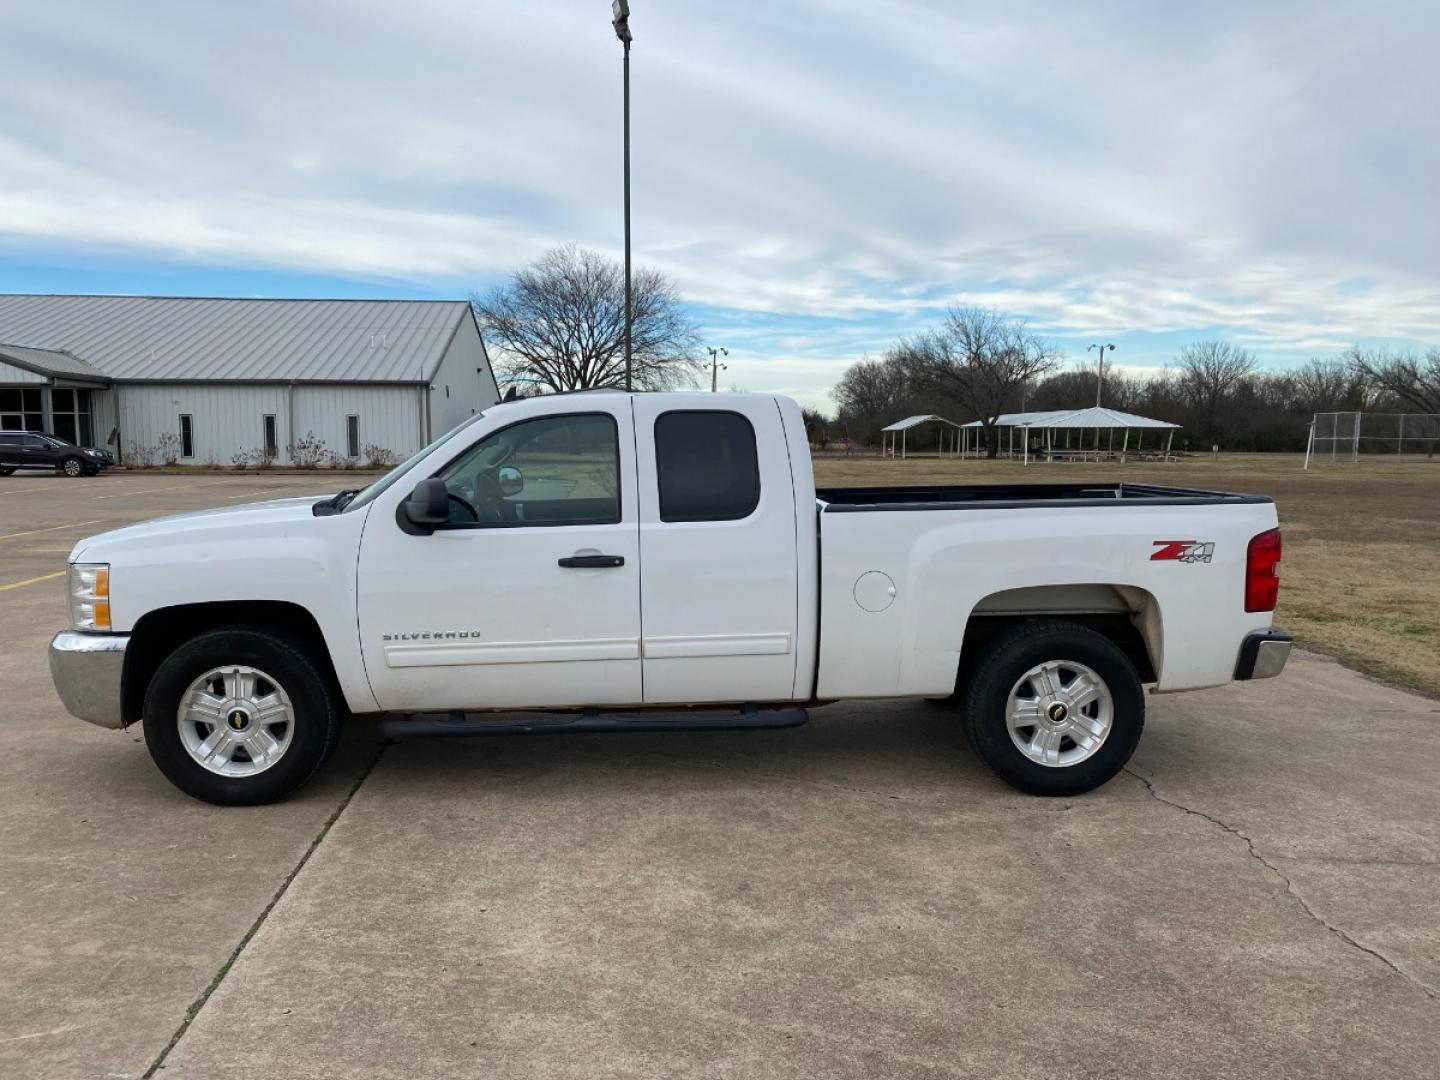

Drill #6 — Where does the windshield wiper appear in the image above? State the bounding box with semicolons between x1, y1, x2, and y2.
312;488;361;517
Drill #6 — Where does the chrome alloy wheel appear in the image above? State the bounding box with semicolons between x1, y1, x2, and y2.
1005;659;1113;768
176;665;296;777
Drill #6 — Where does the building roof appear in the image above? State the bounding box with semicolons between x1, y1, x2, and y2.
963;407;1180;430
0;343;109;382
881;414;963;432
0;295;475;383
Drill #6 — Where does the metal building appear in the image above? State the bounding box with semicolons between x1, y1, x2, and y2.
0;295;501;466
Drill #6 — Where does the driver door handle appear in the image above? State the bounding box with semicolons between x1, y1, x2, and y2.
558;554;625;568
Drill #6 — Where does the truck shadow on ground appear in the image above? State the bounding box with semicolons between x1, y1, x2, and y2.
362;699;1068;807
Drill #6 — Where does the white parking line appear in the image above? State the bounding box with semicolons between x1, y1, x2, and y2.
224;486;312;500
92;485;191;499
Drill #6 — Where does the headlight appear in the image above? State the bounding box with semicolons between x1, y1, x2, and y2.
69;563;111;631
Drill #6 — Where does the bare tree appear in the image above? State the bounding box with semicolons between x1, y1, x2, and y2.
898;307;1060;458
1177;340;1257;444
472;245;703;393
1347;346;1440;413
831;354;913;444
1292;358;1372;413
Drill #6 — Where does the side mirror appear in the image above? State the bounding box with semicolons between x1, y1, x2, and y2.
497;466;524;497
397;477;449;535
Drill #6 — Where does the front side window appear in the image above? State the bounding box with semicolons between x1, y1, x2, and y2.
436;412;620;527
654;410;760;522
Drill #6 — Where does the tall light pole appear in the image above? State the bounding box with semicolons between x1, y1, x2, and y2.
1086;343;1115;407
707;346;728;392
612;1;633;391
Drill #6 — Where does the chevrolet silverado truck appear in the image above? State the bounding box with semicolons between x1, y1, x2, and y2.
49;392;1290;806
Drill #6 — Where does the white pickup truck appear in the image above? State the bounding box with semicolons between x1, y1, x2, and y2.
50;392;1290;805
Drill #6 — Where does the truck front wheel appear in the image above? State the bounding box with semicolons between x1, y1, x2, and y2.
142;627;343;806
961;620;1143;796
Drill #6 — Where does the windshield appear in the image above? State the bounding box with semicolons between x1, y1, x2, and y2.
343;412;487;513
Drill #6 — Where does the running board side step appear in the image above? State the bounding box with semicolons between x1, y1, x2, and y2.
378;705;810;740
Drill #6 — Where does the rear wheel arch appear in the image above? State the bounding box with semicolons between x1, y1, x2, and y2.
122;600;341;725
957;584;1163;691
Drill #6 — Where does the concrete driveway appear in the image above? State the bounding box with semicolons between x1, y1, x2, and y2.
2;472;1437;1079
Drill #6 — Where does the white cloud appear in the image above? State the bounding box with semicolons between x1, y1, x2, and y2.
0;0;1436;409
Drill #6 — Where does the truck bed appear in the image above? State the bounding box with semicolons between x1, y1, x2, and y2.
816;482;1272;512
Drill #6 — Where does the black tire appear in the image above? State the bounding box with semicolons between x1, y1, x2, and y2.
0;467;13;476
142;626;344;806
961;620;1144;797
60;455;85;477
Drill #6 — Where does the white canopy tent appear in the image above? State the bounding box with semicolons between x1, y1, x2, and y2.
960;407;1181;462
880;414;963;459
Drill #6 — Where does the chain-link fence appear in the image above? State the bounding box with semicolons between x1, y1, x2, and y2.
1305;412;1440;467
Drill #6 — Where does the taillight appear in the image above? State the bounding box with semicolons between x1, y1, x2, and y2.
1245;528;1282;613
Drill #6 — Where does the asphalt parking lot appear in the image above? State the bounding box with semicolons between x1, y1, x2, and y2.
3;470;1437;1079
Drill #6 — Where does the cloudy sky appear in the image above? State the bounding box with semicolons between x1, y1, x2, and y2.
1;0;1435;408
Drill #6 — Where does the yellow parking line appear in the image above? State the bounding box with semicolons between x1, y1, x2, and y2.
0;519;106;541
0;570;66;592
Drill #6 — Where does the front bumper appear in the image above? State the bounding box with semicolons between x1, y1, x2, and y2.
1235;629;1292;680
49;630;129;729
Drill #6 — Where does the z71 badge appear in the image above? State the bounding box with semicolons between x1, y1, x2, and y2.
1150;540;1215;564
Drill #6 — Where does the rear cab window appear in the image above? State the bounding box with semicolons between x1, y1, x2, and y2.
654;411;760;522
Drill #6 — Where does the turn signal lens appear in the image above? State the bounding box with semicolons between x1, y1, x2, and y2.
1244;529;1282;613
69;562;112;631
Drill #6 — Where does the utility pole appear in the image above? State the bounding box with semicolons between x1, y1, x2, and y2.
1086;343;1116;407
707;346;728;392
612;1;633;391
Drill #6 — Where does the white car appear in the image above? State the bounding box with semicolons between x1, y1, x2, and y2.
50;392;1290;805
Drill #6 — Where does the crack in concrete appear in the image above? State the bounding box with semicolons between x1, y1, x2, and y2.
1124;767;1439;1002
142;742;389;1077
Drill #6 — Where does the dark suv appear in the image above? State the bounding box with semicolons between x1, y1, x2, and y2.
0;431;114;477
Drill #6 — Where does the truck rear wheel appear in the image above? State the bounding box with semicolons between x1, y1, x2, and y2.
142;627;343;806
961;620;1143;796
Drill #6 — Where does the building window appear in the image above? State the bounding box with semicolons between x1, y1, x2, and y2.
50;388;93;445
654;411;760;523
179;414;194;459
263;414;278;459
0;387;44;432
346;415;360;458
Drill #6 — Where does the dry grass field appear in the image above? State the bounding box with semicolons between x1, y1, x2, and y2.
812;452;1440;698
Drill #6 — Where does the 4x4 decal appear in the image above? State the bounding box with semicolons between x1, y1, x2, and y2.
1151;540;1215;564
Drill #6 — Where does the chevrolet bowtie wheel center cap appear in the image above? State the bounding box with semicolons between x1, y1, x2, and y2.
226;708;251;732
1046;702;1069;724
